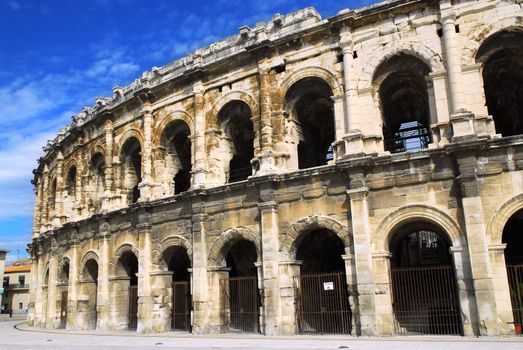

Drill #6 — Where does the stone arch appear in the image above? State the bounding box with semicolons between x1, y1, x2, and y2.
87;144;106;160
153;235;193;267
58;256;71;283
373;204;463;253
80;250;100;266
358;41;444;91
208;90;259;127
207;227;261;266
279;66;343;100
282;215;351;259
111;243;139;277
486;193;523;245
463;17;523;65
113;129;144;157
153;109;195;147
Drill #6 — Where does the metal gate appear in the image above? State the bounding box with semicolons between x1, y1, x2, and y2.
128;285;138;330
220;276;259;333
390;265;462;335
294;272;352;334
172;281;191;331
507;264;523;335
60;291;68;328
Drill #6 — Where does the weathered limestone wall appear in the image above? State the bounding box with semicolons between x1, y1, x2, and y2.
28;0;523;337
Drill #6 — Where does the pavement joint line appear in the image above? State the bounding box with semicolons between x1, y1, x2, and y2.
10;322;523;343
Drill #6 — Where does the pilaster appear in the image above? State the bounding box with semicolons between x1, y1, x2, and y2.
191;82;207;188
137;221;153;333
66;238;80;330
191;196;208;333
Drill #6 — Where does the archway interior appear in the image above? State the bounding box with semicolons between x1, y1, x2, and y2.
82;259;99;330
217;101;254;183
285;78;335;169
160;121;192;195
66;166;76;196
225;239;257;277
501;209;523;331
294;229;351;334
296;229;345;274
164;247;192;331
223;239;259;333
374;54;431;153
59;260;70;283
389;223;461;335
117;251;139;286
164;246;191;282
477;30;523;137
120;138;142;204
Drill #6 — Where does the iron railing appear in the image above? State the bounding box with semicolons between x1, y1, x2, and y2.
390;265;462;335
220;276;259;333
128;285;138;330
507;264;523;335
172;281;191;331
294;271;352;334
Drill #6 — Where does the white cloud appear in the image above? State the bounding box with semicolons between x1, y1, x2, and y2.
6;1;20;11
108;62;140;78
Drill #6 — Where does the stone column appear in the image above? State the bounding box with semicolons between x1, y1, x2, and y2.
346;186;377;335
97;229;111;330
46;247;59;328
258;200;280;335
66;238;80;330
255;60;276;175
488;244;515;328
137;222;153;333
32;177;44;238
191;197;208;333
342;252;359;335
41;165;49;232
139;105;155;200
74;142;85;219
191;82;207;188
339;26;365;157
457;153;512;335
372;251;394;335
206;266;230;333
277;260;301;335
52;153;65;227
441;13;465;113
27;252;39;327
33;246;45;327
450;245;477;336
102;120;115;210
428;71;452;146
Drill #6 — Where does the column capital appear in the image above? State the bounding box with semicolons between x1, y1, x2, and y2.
258;200;278;212
346;187;369;200
488;243;507;253
372;251;392;259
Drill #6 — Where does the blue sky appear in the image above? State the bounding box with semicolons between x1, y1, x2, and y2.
0;0;380;264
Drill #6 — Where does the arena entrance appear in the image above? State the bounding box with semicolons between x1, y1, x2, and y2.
115;251;139;331
220;239;260;333
389;224;462;335
165;247;191;331
294;229;352;334
502;209;523;335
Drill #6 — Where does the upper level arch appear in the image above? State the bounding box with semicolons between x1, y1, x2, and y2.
357;41;444;91
153;109;195;147
279;66;343;99
152;235;193;267
208;91;259;128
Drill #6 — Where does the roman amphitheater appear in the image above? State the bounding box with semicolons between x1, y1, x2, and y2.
27;0;523;337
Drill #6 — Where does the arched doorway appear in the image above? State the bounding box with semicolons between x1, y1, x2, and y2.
476;30;523;137
294;229;351;334
114;251;139;330
159;121;192;195
389;223;462;335
373;54;432;153
119;138;142;204
217;101;254;183
502;209;523;334
41;267;49;326
57;258;70;329
162;246;192;331
221;239;260;333
284;78;335;169
80;259;98;330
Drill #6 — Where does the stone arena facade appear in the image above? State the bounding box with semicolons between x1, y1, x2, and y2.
28;0;523;336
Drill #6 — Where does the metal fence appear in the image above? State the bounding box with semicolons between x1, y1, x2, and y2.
220;276;259;333
390;265;462;335
172;281;191;331
507;264;523;335
294;271;352;334
128;286;138;330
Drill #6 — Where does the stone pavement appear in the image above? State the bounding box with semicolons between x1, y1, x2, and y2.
0;321;520;350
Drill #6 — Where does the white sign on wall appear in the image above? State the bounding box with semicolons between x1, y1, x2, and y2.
323;282;334;290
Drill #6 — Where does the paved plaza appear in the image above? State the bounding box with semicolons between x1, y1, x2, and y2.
0;320;521;350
